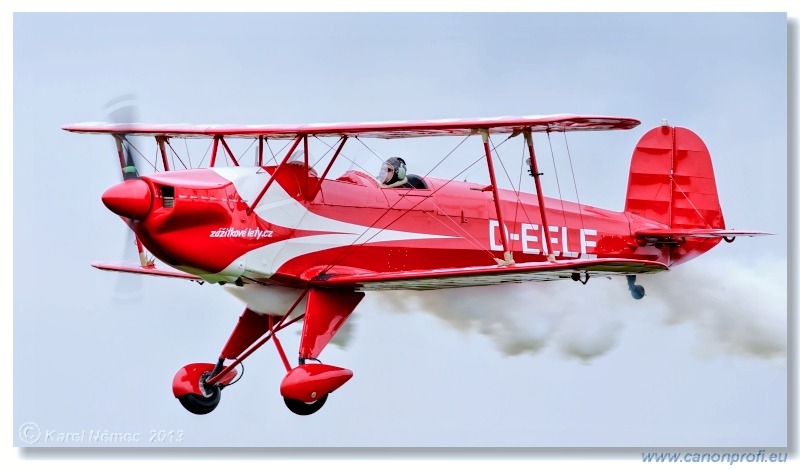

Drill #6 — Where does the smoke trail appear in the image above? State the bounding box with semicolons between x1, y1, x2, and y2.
377;278;625;361
375;257;787;362
645;257;787;359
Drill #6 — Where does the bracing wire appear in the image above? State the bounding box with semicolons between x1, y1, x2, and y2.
124;139;157;172
354;136;392;168
185;137;194;169
546;132;568;225
166;140;190;170
562;131;587;233
196;139;213;168
424;201;499;263
237;138;256;166
509;140;547;234
318;135;499;275
480;135;545;256
507;139;539;231
310;135;339;167
265;138;278;166
266;139;291;167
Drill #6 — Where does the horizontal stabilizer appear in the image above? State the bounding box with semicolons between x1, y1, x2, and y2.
635;228;772;241
92;261;202;281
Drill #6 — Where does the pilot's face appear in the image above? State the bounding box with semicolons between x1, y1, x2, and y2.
378;163;394;184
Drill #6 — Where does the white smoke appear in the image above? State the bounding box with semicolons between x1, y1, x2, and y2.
375;257;787;362
646;257;787;360
377;278;626;362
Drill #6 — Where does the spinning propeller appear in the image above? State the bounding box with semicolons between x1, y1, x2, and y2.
103;95;149;303
104;94;143;181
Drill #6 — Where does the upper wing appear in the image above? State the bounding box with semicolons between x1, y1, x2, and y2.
63;114;639;140
303;258;667;291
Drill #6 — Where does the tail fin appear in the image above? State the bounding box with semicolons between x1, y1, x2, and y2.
624;124;725;230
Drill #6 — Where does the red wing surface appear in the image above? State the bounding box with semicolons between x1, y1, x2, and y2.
63;114;639;140
305;258;668;291
92;261;202;281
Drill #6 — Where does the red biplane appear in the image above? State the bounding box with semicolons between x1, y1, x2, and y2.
63;113;767;416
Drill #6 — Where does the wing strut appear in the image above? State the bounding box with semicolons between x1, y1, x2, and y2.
247;135;303;215
480;129;514;266
303;136;310;197
210;136;220;167
524;129;556;262
219;138;241;167
208;136;241;168
311;136;348;199
157;136;170;171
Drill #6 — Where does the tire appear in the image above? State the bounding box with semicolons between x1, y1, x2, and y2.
283;393;328;416
178;385;221;415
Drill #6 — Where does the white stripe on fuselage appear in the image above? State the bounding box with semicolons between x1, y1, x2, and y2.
210;167;456;277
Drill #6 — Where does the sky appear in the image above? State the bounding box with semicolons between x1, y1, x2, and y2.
3;3;796;467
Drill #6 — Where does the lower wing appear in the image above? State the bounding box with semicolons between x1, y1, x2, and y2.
92;261;202;281
303;258;668;291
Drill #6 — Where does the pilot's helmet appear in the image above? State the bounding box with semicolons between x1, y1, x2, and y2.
378;157;407;184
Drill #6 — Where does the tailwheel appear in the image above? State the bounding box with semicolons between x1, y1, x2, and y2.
177;371;221;415
283;393;328;416
626;275;645;300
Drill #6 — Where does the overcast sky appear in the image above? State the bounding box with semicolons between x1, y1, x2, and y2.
5;5;796;467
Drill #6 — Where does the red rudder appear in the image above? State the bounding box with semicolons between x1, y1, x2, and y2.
624;125;725;230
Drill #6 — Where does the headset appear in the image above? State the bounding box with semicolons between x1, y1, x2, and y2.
394;157;407;180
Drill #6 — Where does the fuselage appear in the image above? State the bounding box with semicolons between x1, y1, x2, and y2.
113;164;675;286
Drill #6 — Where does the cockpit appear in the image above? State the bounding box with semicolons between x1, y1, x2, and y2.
376;157;428;189
287;149;428;191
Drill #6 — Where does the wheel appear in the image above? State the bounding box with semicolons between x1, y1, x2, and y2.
178;372;221;415
283;393;328;416
178;389;220;415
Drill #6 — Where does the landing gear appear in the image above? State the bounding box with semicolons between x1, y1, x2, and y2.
284;394;328;416
177;372;221;415
172;288;363;416
626;275;645;300
571;271;589;284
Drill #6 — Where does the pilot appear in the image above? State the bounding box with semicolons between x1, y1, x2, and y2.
378;157;412;188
